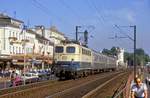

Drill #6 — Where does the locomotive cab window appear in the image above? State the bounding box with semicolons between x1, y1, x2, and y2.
66;46;75;53
55;46;64;53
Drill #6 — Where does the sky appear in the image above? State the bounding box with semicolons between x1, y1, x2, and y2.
0;0;150;55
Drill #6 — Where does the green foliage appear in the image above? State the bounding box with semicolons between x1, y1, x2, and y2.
110;47;118;56
135;48;150;65
102;47;150;66
102;47;118;56
102;48;111;55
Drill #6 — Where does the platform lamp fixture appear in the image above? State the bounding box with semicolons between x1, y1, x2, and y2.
21;25;28;85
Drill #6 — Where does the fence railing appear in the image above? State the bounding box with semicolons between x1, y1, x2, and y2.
113;72;134;98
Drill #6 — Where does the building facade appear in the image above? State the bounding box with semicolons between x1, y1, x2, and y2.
49;26;66;45
32;25;66;45
32;25;66;68
0;13;67;70
116;48;126;68
0;13;24;68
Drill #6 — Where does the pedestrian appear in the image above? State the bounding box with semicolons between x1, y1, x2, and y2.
10;71;16;87
131;76;148;98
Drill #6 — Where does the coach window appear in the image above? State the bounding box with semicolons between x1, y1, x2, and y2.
55;46;64;53
66;46;75;53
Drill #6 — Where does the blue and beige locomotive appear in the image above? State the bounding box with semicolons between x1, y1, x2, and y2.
54;42;117;79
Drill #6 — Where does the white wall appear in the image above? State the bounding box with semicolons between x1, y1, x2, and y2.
0;26;23;55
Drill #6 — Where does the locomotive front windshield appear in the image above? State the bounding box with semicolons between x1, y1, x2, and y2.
66;46;75;53
55;46;64;53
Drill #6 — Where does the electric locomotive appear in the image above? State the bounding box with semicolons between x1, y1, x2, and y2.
53;42;117;79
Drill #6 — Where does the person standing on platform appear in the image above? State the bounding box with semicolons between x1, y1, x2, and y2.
10;71;16;87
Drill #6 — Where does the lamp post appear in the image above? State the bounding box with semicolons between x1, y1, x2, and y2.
22;25;27;85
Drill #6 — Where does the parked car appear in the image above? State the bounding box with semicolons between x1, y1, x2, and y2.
29;71;40;77
29;69;52;80
21;73;39;84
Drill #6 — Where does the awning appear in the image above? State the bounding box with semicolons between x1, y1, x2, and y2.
0;54;11;60
32;60;42;64
11;54;53;60
11;54;31;60
12;62;31;66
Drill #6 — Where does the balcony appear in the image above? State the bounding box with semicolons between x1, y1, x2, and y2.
9;39;29;45
9;37;17;41
9;40;22;45
21;39;29;43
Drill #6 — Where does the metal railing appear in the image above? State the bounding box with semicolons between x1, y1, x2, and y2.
113;72;134;98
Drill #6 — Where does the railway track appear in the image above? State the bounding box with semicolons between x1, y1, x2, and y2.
0;79;58;95
0;71;128;98
82;72;129;98
46;71;128;98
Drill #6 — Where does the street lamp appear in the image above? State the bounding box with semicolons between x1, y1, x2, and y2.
22;25;27;85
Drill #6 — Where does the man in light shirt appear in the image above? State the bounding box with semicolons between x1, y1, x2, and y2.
131;77;148;98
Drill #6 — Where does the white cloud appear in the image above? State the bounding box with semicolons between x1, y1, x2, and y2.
126;11;136;23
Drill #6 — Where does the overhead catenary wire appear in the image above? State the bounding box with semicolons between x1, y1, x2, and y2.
84;0;137;53
88;0;106;25
31;0;84;39
82;0;105;40
114;25;134;41
83;1;111;35
31;0;71;26
31;0;53;18
109;33;133;50
57;0;82;23
57;0;97;38
85;0;115;38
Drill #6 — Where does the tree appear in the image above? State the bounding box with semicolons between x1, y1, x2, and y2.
110;47;118;56
102;46;118;56
102;48;111;55
102;47;150;66
135;48;145;56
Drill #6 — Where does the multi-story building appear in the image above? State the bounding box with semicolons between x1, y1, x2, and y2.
0;13;67;70
49;26;66;45
32;25;66;68
11;27;55;69
0;13;24;68
0;14;56;69
33;33;53;69
32;25;66;45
